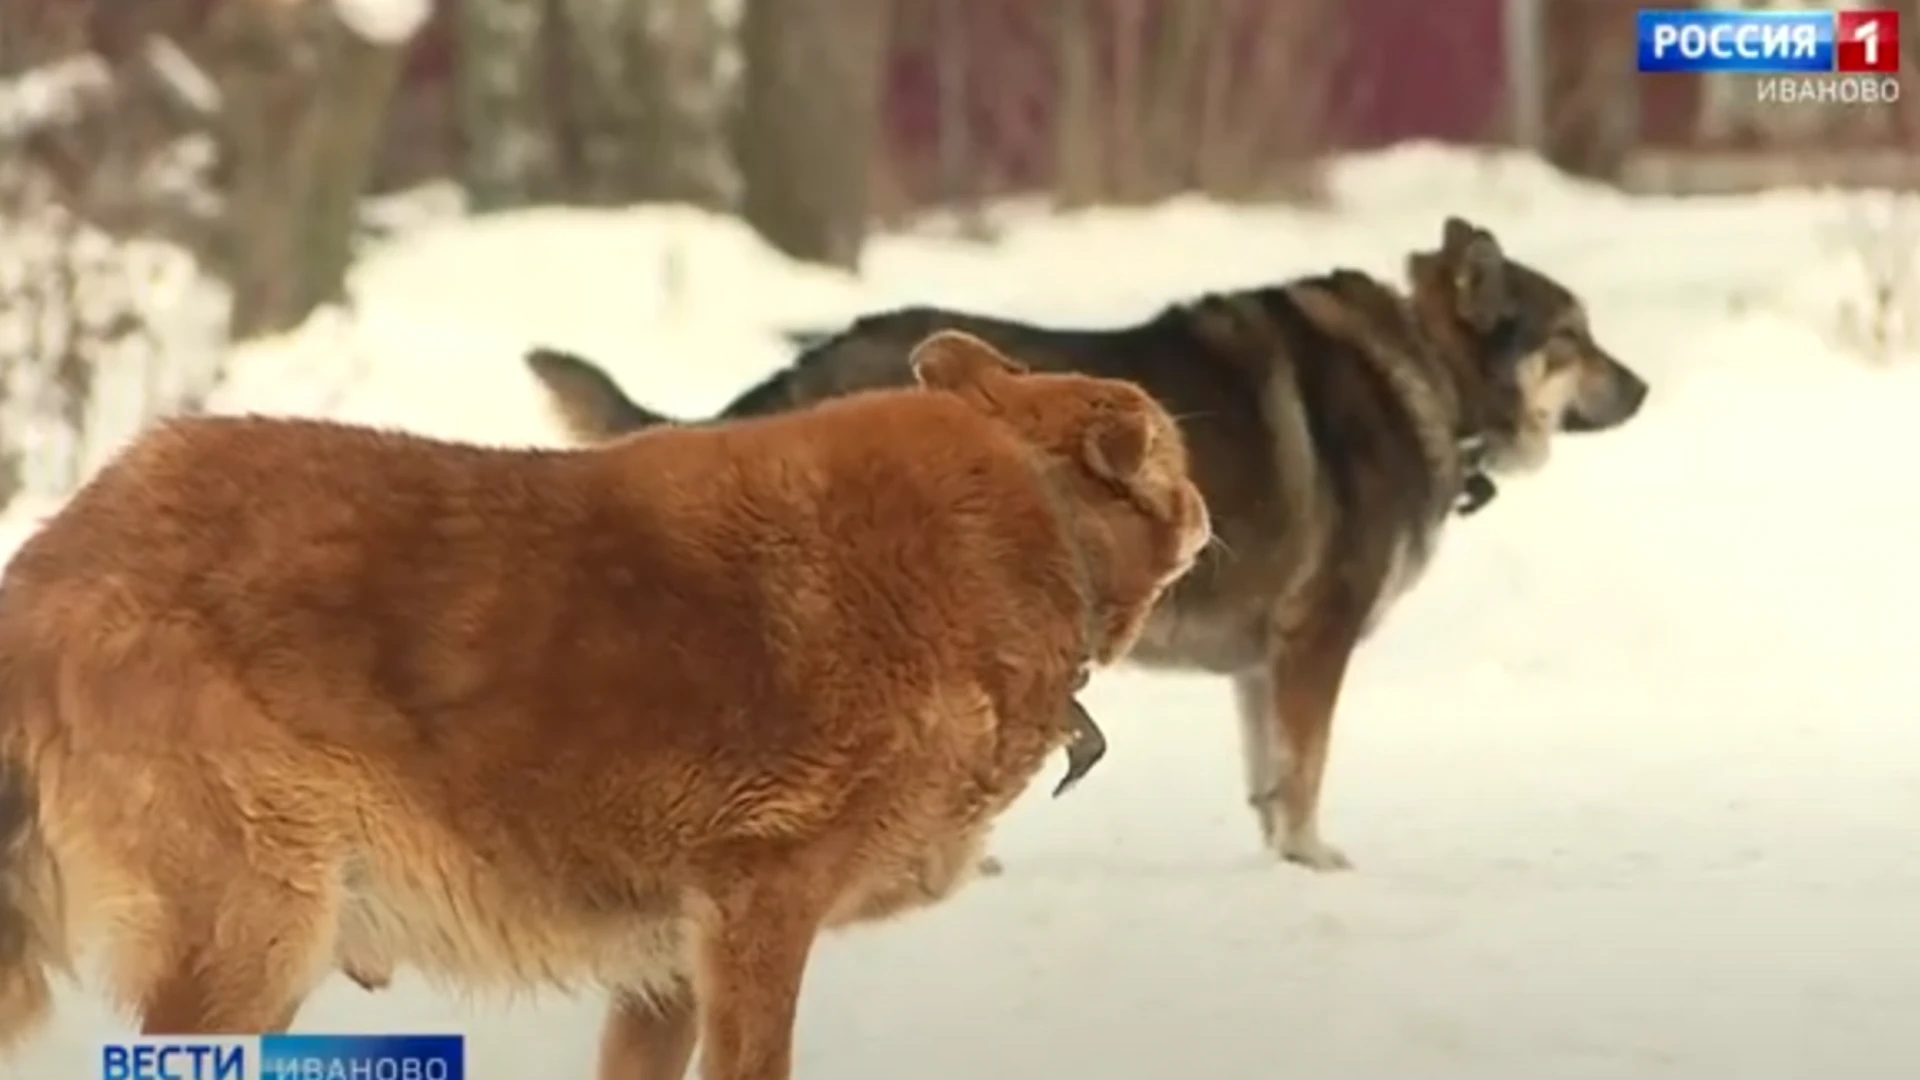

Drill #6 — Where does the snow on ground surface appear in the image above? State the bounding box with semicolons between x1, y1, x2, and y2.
330;0;433;46
11;144;1920;1078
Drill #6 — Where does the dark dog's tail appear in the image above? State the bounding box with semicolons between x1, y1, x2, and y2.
0;756;61;1051
780;328;838;353
524;348;682;443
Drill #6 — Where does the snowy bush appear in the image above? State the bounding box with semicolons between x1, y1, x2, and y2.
0;179;224;503
1830;191;1920;367
0;54;229;510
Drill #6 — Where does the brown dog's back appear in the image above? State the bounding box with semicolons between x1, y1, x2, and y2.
5;408;1078;854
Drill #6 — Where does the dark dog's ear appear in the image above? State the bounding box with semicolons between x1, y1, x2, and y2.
910;331;1027;407
1441;216;1479;256
1440;217;1510;332
1081;406;1152;483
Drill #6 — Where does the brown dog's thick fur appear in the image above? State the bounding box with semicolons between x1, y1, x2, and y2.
525;217;1651;873
0;331;1208;1079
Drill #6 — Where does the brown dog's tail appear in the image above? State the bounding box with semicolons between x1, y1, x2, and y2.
0;756;62;1051
525;347;681;443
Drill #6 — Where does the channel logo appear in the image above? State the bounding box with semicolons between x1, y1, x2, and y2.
1636;9;1900;74
101;1033;464;1080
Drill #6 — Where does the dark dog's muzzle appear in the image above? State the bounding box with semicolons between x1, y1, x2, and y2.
1565;354;1649;433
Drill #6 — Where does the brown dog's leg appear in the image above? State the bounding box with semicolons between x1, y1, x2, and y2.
830;826;992;928
693;882;820;1080
138;870;334;1034
597;983;699;1080
142;976;311;1035
139;925;322;1033
1246;612;1364;871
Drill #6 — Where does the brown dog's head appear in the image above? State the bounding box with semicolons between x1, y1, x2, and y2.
909;330;1210;664
1411;216;1650;474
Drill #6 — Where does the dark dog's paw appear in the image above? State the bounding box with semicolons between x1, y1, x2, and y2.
1279;836;1353;872
1252;794;1354;872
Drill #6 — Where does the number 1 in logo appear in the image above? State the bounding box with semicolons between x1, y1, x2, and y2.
1836;10;1901;74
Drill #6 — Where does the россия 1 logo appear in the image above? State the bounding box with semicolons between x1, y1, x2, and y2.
1635;8;1900;74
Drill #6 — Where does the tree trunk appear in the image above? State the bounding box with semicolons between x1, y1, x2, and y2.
298;19;409;317
213;0;327;339
215;0;411;340
557;0;732;208
1052;0;1102;209
1106;0;1150;203
933;0;976;211
1143;0;1217;196
734;0;890;270
458;0;554;211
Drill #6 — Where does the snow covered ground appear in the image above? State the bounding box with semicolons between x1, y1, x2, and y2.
11;145;1920;1078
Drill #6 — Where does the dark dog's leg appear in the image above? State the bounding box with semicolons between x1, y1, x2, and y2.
597;982;699;1080
1246;611;1364;871
1233;668;1283;825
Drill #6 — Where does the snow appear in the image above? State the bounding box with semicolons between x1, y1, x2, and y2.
0;55;113;142
9;144;1920;1078
0;200;227;499
331;0;432;46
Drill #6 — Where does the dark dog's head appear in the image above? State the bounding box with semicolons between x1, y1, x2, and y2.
1410;217;1649;474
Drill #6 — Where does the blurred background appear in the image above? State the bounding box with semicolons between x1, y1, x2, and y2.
8;4;1920;1074
1;0;1917;507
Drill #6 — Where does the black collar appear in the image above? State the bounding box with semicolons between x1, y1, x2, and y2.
1454;432;1498;516
1453;311;1523;519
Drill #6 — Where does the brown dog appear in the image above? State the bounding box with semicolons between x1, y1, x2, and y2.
0;331;1209;1080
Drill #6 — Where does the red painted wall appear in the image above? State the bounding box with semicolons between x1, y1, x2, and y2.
1328;0;1511;148
875;0;1513;202
37;0;1522;208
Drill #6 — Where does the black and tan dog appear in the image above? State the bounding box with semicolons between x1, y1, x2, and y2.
525;216;1649;872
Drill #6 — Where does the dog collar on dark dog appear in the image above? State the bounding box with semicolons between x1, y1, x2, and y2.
1456;472;1497;516
1453;432;1498;516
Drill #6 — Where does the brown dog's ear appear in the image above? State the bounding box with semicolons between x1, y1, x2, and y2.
1081;406;1152;483
1440;217;1510;332
910;331;1027;400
